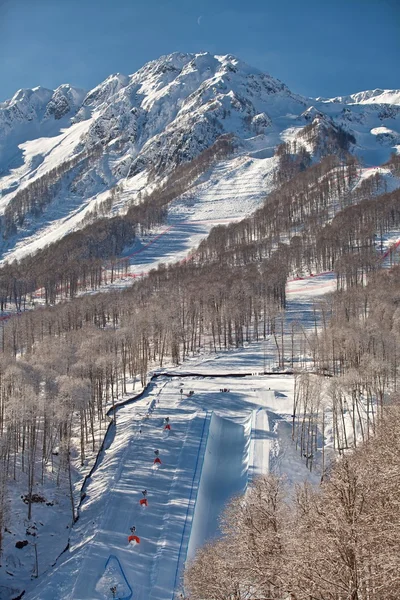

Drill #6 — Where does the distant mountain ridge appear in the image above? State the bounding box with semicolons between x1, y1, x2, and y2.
317;88;400;106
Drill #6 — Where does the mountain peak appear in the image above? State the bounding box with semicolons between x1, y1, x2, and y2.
4;86;53;108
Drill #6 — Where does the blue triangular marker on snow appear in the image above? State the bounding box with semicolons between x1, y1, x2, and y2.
95;554;133;600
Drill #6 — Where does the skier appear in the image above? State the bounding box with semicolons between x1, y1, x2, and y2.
110;585;117;599
165;416;170;424
142;489;147;497
130;526;136;533
154;449;159;456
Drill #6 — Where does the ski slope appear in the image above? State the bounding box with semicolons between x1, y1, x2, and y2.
15;262;340;600
68;409;209;600
23;371;290;600
124;154;276;274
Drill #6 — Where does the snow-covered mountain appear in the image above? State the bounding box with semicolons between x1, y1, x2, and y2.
0;51;399;265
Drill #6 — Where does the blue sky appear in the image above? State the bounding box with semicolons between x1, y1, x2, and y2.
0;0;399;102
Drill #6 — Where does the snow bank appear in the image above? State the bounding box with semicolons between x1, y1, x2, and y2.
186;413;251;561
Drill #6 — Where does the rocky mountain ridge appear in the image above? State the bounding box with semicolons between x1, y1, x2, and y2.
0;51;399;262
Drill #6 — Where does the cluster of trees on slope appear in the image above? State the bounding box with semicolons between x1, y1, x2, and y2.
80;183;125;227
1;145;104;238
273;121;356;185
196;155;397;291
299;118;356;157
290;264;400;474
185;403;400;599
384;151;400;177
0;134;234;307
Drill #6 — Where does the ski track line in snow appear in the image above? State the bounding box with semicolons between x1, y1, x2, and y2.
68;424;141;600
145;411;198;600
147;411;196;587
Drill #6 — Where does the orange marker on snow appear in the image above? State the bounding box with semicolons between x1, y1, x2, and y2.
128;535;140;544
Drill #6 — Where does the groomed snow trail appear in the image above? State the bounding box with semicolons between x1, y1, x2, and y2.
24;376;276;600
25;382;209;600
114;155;277;280
70;411;210;600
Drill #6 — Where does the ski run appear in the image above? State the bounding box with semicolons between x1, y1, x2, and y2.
16;275;328;600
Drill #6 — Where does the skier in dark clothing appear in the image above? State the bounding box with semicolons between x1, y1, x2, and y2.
130;526;136;533
154;449;159;456
142;489;147;497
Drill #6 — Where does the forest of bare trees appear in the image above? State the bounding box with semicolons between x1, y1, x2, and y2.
185;402;400;599
0;137;398;599
0;134;234;307
0;147;397;315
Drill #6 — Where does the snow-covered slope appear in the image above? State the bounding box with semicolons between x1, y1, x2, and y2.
21;369;287;600
0;51;399;267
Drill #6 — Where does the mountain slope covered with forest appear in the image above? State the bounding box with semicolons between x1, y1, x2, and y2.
0;51;399;600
